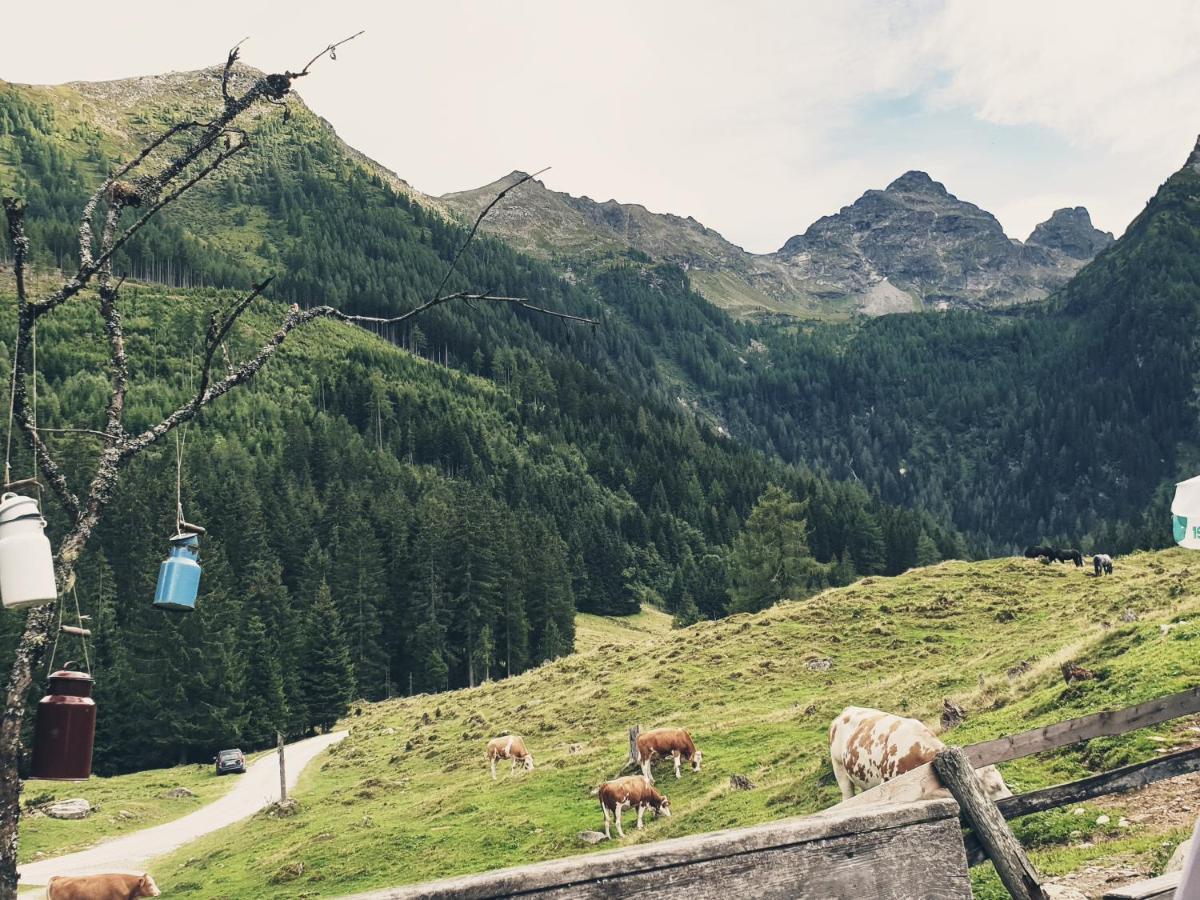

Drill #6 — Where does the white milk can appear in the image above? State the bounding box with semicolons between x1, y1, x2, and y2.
0;492;58;609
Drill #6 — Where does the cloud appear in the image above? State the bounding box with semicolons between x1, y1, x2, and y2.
2;0;1195;252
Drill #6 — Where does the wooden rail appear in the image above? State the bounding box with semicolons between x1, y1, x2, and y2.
965;687;1200;767
962;745;1200;865
344;800;972;899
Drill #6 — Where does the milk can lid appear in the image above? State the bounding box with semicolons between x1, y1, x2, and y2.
47;670;94;683
0;492;41;526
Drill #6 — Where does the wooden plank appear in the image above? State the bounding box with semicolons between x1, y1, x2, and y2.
965;687;1200;767
830;761;946;811
934;748;1048;900
343;799;968;900
1102;871;1181;899
965;745;1200;865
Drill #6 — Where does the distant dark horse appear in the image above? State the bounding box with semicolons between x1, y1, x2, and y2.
1024;546;1083;567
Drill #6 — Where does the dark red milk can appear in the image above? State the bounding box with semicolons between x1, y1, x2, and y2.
30;670;95;780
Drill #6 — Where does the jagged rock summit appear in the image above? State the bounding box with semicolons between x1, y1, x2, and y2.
442;167;1112;318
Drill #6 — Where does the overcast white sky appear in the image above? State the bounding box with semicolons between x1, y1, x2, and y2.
6;1;1199;253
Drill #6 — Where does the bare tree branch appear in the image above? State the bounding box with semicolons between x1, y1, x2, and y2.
432;167;549;302
195;276;274;403
295;31;365;76
222;37;250;105
2;201;82;519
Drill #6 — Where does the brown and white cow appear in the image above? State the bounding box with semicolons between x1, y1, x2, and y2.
635;727;703;783
829;706;1011;801
486;734;534;780
47;873;161;900
597;775;671;838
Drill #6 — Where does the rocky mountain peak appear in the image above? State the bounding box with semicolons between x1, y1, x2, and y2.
885;170;948;195
1026;207;1114;260
1186;134;1200;173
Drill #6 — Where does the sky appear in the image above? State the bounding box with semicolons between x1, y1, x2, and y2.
5;1;1200;253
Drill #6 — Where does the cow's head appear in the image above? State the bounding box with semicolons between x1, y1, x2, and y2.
979;765;1012;801
523;753;535;771
654;796;672;817
137;874;162;898
691;749;703;772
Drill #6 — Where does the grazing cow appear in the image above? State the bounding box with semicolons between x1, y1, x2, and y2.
485;734;534;780
829;706;1011;801
1057;548;1084;567
1025;546;1083;566
597;775;671;838
1093;554;1113;576
47;873;161;900
635;727;703;783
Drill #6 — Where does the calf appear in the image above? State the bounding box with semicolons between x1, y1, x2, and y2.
47;873;161;900
829;706;1011;801
1093;554;1113;576
597;775;671;838
635;727;703;783
485;734;534;780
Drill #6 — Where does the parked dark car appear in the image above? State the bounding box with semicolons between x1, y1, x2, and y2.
215;748;246;775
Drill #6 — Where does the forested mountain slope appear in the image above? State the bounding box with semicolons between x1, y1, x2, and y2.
0;268;946;774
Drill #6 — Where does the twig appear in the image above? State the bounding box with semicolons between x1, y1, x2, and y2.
296;30;365;76
432;167;548;302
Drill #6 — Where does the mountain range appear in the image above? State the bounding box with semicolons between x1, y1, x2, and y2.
441;168;1113;318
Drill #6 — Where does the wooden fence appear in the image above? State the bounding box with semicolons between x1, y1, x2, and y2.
342;688;1200;900
343;799;972;899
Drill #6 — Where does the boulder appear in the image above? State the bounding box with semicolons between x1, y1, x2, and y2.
578;830;608;844
1167;838;1192;874
45;798;91;820
163;787;196;799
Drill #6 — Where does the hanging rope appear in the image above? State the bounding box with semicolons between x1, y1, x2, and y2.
175;426;187;534
45;586;91;676
44;592;65;674
30;324;39;503
4;326;18;489
4;324;41;493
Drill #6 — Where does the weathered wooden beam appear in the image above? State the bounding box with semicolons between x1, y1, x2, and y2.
343;799;971;900
964;745;1200;865
832;761;945;811
1101;871;1181;899
965;687;1200;767
934;748;1048;900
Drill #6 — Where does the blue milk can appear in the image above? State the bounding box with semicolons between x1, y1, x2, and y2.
153;532;201;611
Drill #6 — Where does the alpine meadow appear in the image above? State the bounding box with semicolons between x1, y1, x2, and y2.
2;6;1200;899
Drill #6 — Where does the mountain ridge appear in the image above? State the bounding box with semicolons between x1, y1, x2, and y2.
441;167;1113;318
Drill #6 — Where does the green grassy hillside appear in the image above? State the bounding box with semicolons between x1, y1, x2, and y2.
572;604;672;655
142;550;1200;897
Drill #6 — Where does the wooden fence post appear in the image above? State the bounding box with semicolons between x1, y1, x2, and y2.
277;731;287;803
934;747;1047;900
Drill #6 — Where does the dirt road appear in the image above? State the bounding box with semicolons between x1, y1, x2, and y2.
18;730;346;890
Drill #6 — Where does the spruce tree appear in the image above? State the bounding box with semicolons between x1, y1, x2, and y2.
728;485;822;613
300;582;355;733
240;615;289;747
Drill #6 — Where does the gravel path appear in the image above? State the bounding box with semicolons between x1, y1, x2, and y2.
18;730;346;889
